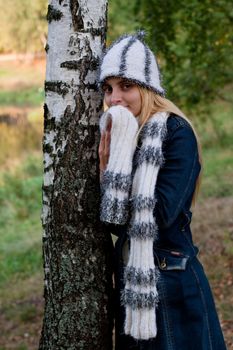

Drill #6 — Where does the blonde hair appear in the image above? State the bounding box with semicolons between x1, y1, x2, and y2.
137;87;202;205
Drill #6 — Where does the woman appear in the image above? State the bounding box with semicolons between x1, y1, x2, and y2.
98;32;226;350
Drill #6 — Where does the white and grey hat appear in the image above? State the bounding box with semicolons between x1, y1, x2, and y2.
99;31;165;96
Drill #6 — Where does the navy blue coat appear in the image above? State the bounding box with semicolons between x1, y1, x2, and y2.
105;114;226;350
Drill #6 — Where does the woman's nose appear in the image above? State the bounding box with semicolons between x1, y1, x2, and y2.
110;88;122;106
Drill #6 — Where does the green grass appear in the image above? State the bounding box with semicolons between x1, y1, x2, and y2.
0;155;43;286
0;153;44;349
195;88;233;149
200;146;233;198
0;87;44;107
0;223;42;286
0;345;29;350
0;67;11;77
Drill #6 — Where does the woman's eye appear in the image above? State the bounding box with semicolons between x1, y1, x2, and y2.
103;85;112;93
122;83;133;90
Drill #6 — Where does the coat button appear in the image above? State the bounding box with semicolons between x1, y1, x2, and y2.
160;258;167;269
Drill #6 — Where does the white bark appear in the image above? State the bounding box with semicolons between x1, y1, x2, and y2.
42;0;107;227
40;1;112;349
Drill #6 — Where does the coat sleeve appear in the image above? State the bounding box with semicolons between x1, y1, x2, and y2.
102;222;128;237
154;123;201;229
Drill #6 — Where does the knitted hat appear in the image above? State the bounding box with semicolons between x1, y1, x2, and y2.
99;31;165;96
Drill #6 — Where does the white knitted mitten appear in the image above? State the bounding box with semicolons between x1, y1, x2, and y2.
100;105;139;224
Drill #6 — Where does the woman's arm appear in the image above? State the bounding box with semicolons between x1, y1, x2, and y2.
98;120;112;181
154;120;201;229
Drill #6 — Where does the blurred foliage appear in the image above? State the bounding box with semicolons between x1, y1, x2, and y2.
0;0;47;53
0;87;44;106
0;0;232;112
107;1;138;41
108;0;233;112
0;116;43;166
201;148;233;197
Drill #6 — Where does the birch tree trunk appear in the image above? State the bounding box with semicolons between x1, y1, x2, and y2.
39;1;113;349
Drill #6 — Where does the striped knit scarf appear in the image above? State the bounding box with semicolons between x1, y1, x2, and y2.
100;105;168;340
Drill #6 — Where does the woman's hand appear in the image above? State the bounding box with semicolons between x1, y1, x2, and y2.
98;119;112;180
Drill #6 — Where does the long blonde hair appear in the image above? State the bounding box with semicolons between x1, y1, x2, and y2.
137;87;202;205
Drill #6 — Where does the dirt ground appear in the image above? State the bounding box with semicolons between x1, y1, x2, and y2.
192;196;233;349
0;196;232;349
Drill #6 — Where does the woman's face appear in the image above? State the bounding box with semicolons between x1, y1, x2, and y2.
103;77;142;117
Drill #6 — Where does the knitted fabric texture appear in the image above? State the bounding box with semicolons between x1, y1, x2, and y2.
99;31;165;96
100;105;168;340
99;105;139;224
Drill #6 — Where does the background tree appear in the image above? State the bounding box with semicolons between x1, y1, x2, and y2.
129;0;233;112
0;0;47;53
39;1;113;349
1;0;231;114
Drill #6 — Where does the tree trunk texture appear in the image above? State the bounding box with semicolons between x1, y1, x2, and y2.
39;1;113;349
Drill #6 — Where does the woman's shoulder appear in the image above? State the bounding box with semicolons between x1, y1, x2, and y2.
165;113;197;146
167;113;192;133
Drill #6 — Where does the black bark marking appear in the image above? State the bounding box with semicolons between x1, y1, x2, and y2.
42;184;54;193
61;31;101;89
43;104;56;169
60;60;82;70
74;91;86;121
45;81;69;97
89;28;106;37
43;143;54;154
70;0;84;31
60;57;98;71
47;5;63;23
85;82;98;90
45;43;49;53
44;104;56;132
44;163;54;173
